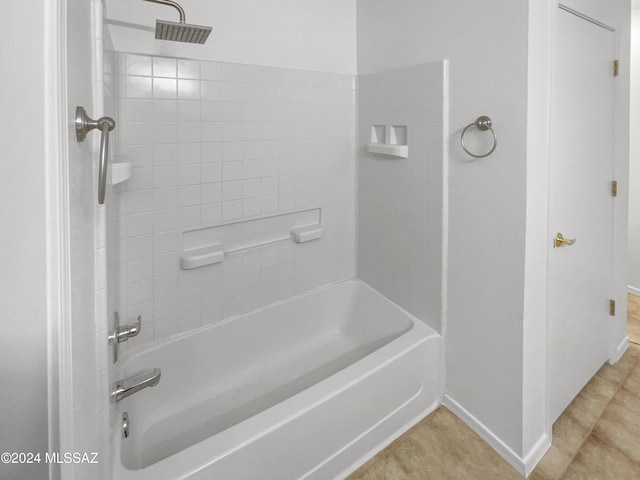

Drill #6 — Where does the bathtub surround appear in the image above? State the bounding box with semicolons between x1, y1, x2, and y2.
358;61;449;334
115;52;356;355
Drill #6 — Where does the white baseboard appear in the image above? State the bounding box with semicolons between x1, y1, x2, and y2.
628;285;640;296
609;336;630;364
443;394;550;477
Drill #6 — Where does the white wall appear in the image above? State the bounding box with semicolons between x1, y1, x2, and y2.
0;1;51;479
629;10;640;294
104;0;356;74
358;0;532;459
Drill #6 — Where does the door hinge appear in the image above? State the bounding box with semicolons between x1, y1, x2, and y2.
612;180;618;197
614;60;619;77
610;299;616;316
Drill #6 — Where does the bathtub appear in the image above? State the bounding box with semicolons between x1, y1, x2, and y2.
113;280;443;480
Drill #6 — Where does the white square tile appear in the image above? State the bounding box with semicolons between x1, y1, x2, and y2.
178;122;201;143
179;206;200;227
178;142;201;164
153;166;178;188
126;76;153;98
178;59;200;79
222;200;242;221
201;183;222;203
153;187;178;210
200;101;222;122
153;57;177;78
201;61;222;80
153;78;177;99
177;101;200;122
126;212;153;237
154;252;178;276
223;161;243;181
154;231;178;254
201;81;222;100
201;122;223;142
201;142;223;162
222;181;243;201
178;164;201;186
154;273;178;298
201;202;222;224
178;185;201;206
125;54;152;76
178;79;200;100
242;197;262;217
201;163;222;183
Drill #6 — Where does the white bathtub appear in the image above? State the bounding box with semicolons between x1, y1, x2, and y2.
113;280;443;480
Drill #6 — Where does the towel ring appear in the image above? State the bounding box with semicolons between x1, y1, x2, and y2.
461;116;497;159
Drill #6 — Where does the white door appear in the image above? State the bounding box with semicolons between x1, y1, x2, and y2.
548;7;616;422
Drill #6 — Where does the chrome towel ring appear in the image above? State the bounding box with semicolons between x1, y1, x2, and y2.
461;116;497;159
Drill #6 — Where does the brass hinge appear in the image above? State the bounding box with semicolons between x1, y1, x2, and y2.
614;60;619;77
610;299;616;316
612;180;618;197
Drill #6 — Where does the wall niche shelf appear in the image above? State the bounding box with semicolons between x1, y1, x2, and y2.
366;124;408;158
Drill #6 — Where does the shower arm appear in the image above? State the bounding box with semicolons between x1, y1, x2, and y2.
142;0;186;23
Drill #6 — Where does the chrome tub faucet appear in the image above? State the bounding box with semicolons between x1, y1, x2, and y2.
112;368;161;402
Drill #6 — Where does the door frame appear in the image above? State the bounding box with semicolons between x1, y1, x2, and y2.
45;0;77;478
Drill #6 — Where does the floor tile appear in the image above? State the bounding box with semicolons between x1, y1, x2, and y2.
564;375;617;431
530;444;572;480
349;451;408;480
562;434;640;480
550;413;589;459
592;392;640;463
624;362;640;396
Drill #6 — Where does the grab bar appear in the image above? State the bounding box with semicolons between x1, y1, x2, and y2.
75;106;116;205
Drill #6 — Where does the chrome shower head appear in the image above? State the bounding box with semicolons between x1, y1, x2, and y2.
143;0;212;44
155;19;212;44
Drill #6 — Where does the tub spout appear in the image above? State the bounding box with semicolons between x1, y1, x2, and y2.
112;368;161;402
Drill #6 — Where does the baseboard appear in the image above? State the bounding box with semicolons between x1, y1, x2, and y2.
443;394;550;477
609;336;630;364
628;285;640;296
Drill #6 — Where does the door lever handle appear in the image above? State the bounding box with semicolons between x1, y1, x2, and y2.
554;232;576;248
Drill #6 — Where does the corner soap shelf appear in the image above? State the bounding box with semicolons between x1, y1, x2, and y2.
367;125;408;158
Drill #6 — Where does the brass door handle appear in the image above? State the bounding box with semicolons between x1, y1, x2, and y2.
555;233;576;248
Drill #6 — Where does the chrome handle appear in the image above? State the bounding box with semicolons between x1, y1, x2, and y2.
554;232;576;248
109;313;142;363
116;315;142;343
75;106;116;205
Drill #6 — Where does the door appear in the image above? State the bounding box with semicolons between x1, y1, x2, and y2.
548;7;616;422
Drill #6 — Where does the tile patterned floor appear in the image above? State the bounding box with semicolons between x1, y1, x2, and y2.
349;345;640;480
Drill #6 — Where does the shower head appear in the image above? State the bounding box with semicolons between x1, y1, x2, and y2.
155;19;212;44
143;0;212;44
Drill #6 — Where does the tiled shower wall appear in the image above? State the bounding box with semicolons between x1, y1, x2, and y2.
358;61;449;334
115;53;356;354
